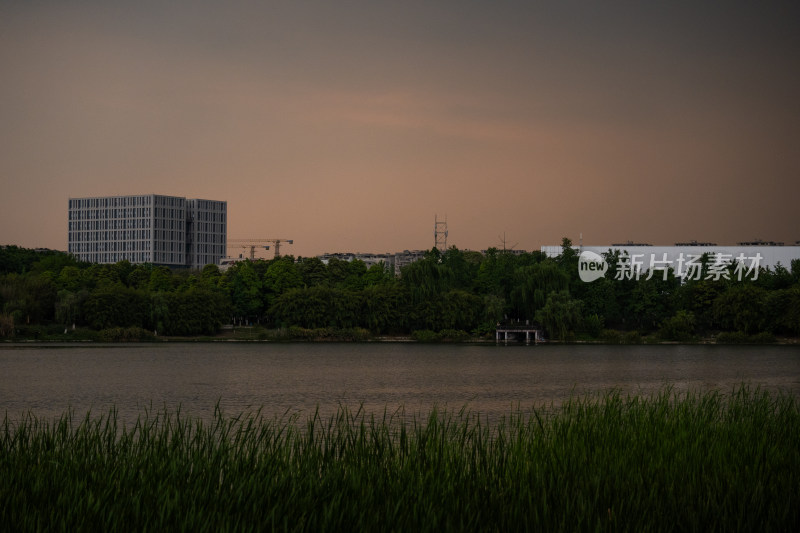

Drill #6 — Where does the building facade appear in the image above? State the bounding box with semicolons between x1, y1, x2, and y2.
186;199;227;270
68;194;226;269
314;250;431;276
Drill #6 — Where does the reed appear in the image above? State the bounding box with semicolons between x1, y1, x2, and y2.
2;386;798;531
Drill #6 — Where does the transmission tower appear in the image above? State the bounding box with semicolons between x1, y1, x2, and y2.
434;215;448;251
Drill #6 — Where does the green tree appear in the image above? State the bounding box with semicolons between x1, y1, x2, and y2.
754;264;794;291
55;289;88;327
362;263;394;287
31;252;84;277
713;285;767;335
510;261;569;320
262;257;303;310
224;261;264;323
198;264;223;290
297;257;328;287
659;310;696;341
160;288;231;336
781;287;800;335
442;289;481;331
625;275;676;331
677;279;725;332
126;264;152;290
0;313;13;337
150;292;170;333
474;248;518;301
269;286;328;329
535;290;583;341
325;258;368;291
360;285;406;334
0;274;57;325
578;277;622;329
56;266;84;292
85;263;123;290
400;252;455;303
442;247;480;290
482;294;507;327
148;266;175;292
0;246;63;274
82;286;148;330
326;288;362;328
557;237;579;287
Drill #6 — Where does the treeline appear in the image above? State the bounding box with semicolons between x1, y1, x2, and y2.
1;242;799;340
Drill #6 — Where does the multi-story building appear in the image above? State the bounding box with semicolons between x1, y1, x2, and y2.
68;194;226;269
315;250;429;276
186;199;227;270
392;250;427;276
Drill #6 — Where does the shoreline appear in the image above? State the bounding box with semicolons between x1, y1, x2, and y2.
3;334;799;345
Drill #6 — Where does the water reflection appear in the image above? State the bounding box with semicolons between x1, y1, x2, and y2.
1;343;798;425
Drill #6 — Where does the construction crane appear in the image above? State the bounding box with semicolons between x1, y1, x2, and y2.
228;239;294;260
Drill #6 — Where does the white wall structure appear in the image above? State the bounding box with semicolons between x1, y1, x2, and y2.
68;194;226;268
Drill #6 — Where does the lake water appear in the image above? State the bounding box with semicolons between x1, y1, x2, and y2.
1;342;799;425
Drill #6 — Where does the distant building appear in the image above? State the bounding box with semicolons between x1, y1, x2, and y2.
392;250;427;276
480;248;529;256
318;252;395;270
186;199;227;269
737;239;784;246
68;194;226;268
316;250;431;276
674;241;717;246
611;241;653;247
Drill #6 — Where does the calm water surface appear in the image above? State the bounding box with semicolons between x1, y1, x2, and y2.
1;343;799;424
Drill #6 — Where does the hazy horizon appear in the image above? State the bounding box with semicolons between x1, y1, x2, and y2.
2;1;798;258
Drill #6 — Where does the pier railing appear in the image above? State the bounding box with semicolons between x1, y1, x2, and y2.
495;324;543;345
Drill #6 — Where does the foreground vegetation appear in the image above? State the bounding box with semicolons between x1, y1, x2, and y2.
2;243;800;342
2;387;799;531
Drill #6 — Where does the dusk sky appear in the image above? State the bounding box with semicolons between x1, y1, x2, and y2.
2;1;798;258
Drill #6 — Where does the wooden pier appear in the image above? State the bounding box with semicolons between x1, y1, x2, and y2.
495;325;543;345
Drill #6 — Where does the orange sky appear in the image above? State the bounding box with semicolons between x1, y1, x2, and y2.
1;1;798;258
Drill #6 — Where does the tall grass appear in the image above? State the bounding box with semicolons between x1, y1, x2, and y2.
2;386;799;531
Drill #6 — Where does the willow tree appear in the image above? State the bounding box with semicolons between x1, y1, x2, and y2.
534;290;583;341
510;261;569;320
399;252;455;304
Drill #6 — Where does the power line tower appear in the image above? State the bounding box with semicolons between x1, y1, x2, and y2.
498;232;518;253
434;215;448;251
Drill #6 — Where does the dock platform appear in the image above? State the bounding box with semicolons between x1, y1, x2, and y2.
495;325;543;345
